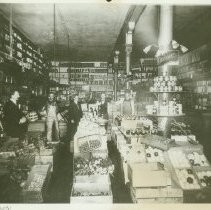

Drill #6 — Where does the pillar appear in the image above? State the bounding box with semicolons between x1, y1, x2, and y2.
158;5;173;53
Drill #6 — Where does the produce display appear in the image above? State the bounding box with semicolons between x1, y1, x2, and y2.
27;174;46;191
74;157;114;176
175;168;201;189
168;150;191;168
196;171;211;187
72;191;110;196
187;152;209;167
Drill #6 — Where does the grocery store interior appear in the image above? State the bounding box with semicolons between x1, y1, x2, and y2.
1;2;211;204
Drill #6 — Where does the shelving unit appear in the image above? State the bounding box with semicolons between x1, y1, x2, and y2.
145;51;186;136
0;13;50;103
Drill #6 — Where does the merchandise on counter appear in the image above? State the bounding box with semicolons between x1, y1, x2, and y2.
196;170;211;187
168;150;191;168
186;152;209;167
175;168;201;189
74;156;114;176
71;182;112;203
128;162;171;188
145;146;165;163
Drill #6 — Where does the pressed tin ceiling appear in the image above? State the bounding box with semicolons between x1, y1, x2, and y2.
0;3;211;62
0;3;130;61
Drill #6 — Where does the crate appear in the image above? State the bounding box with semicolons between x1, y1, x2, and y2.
74;174;110;186
128;162;171;188
130;184;183;199
121;119;138;130
35;155;53;166
39;149;53;156
28;120;45;132
70;182;113;203
22;164;52;203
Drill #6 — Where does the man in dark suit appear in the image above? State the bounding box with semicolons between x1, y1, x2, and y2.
3;90;27;139
65;93;82;152
67;93;82;138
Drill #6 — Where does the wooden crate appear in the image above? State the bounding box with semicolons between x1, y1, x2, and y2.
74;174;110;185
130;184;183;199
128;162;171;188
35;155;53;166
22;164;52;203
70;182;113;203
28;120;45;132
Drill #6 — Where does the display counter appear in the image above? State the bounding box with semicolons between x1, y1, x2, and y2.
111;121;211;203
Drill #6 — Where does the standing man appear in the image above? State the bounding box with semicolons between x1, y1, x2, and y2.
3;90;27;139
98;93;109;130
121;90;135;116
45;93;59;142
66;93;83;152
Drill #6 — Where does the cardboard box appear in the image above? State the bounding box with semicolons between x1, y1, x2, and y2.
128;162;171;187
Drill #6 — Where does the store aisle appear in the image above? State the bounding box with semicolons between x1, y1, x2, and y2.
44;140;132;203
45;144;73;203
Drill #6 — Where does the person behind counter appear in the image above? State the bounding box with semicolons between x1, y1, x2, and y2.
98;93;109;130
3;90;27;139
120;90;135;116
98;93;108;118
66;93;83;152
45;93;60;142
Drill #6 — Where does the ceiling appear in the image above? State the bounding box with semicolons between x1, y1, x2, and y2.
0;3;130;61
0;3;211;63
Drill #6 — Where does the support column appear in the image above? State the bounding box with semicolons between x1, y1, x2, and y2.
158;5;173;53
125;44;132;75
114;51;119;101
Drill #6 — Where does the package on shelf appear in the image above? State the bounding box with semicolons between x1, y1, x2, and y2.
70;182;113;203
128;162;171;188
